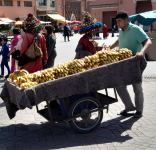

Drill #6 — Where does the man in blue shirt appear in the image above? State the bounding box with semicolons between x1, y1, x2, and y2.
110;11;152;118
0;37;10;78
64;24;70;42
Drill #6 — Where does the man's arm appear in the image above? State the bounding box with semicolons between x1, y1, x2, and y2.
75;43;91;56
110;39;119;49
135;39;152;58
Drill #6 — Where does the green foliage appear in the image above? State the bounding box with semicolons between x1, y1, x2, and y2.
1;30;12;33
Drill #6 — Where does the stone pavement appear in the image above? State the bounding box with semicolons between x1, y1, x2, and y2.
0;33;156;150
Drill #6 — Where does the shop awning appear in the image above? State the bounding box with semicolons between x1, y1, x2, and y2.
40;21;51;24
47;14;66;21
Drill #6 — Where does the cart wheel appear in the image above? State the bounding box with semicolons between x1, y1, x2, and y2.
68;97;103;133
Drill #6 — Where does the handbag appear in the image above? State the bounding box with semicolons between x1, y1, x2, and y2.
18;34;43;66
25;37;43;59
12;50;21;61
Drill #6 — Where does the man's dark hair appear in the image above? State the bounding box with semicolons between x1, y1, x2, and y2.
2;37;8;43
13;28;20;35
45;25;54;37
116;11;129;20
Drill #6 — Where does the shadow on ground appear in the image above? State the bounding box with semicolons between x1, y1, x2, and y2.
0;115;140;150
0;102;5;108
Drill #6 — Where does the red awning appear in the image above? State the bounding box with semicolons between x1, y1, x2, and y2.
68;21;82;25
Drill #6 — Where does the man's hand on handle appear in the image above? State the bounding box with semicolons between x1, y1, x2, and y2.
135;52;144;59
136;39;152;59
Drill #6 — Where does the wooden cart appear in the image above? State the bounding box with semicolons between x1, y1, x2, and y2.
36;89;118;133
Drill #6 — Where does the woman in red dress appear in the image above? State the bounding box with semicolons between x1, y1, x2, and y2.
103;24;108;39
75;13;103;59
20;13;48;73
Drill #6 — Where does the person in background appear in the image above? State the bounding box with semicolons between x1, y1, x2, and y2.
110;11;152;118
44;25;57;69
20;13;48;73
75;13;103;59
0;38;10;78
74;25;77;34
114;24;117;32
77;25;80;31
10;28;21;73
64;24;70;42
9;29;25;71
103;24;108;39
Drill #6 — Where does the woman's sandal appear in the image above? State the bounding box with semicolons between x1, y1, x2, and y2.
0;75;4;78
134;111;143;118
117;110;134;116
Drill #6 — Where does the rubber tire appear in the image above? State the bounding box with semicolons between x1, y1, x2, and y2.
68;96;103;133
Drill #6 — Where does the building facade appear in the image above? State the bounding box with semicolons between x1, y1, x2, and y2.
65;0;156;30
90;0;156;30
65;0;91;21
36;0;57;21
0;0;36;20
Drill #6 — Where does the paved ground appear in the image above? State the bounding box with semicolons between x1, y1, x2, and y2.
0;33;156;150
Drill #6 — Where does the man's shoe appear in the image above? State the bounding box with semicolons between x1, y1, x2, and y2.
0;75;4;78
117;110;134;116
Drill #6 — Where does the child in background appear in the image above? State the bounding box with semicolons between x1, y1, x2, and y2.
0;37;10;78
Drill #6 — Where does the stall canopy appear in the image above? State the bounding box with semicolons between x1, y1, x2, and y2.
0;21;9;25
40;21;51;24
47;14;65;21
0;18;14;23
129;10;156;26
13;21;23;26
57;20;71;25
68;21;82;25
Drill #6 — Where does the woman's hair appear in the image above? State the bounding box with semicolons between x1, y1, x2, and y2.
13;28;20;35
45;25;54;37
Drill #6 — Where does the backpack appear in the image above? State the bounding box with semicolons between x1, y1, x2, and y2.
18;33;43;66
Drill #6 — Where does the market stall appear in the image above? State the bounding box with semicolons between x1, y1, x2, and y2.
129;10;156;60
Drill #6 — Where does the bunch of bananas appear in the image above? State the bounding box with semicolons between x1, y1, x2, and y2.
96;49;132;65
9;70;29;82
96;50;108;65
8;48;133;89
106;50;120;64
20;82;38;89
118;48;133;60
64;59;85;75
53;64;68;79
84;55;100;69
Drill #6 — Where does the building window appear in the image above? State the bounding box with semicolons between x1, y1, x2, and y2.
38;0;46;6
17;1;20;6
4;0;13;6
0;0;2;6
24;1;32;7
50;1;55;7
